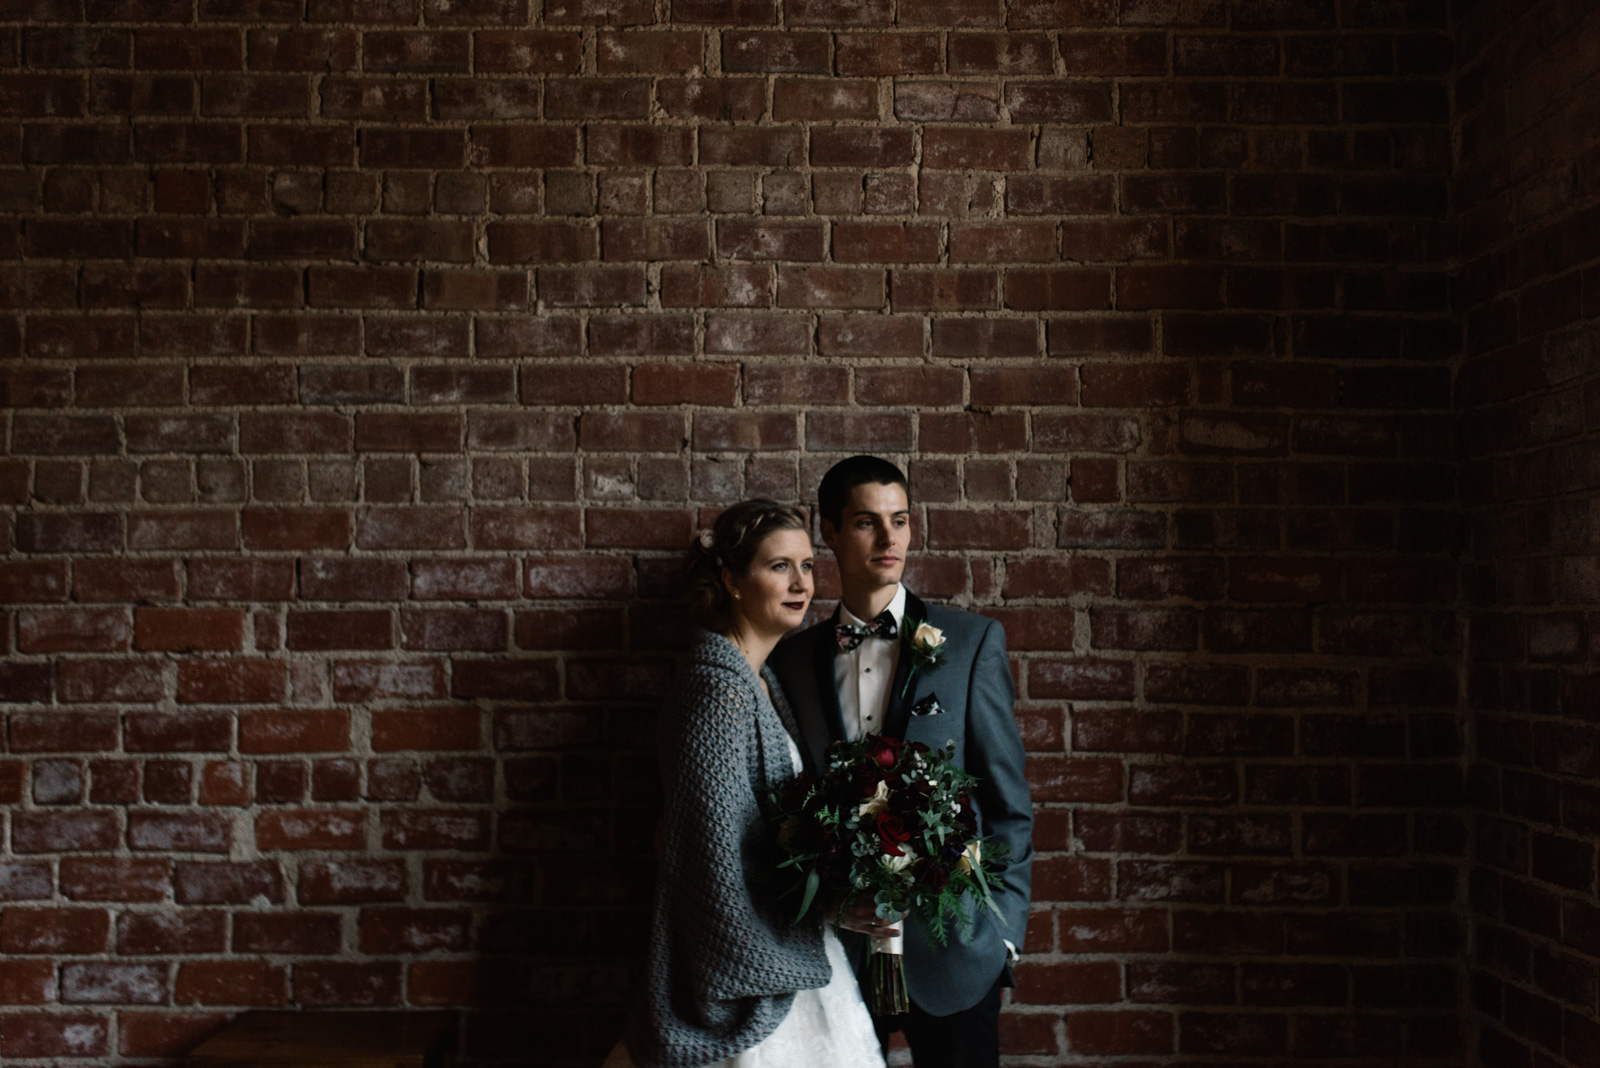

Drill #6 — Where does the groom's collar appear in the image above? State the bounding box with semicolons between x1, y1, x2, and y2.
836;583;908;630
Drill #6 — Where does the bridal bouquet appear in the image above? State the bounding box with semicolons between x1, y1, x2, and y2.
770;733;1006;1014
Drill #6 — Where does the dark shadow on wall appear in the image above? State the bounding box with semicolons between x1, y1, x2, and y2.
449;558;684;1066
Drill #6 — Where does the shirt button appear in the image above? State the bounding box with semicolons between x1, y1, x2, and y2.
864;668;871;673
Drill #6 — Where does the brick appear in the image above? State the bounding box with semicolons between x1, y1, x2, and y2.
487;221;596;264
248;28;360;70
177;659;287;704
59;858;170;902
17;513;123;554
812;127;915;167
18;608;130;653
0;561;70;602
256;809;365;851
1;1013;110;1058
381;809;491;850
886;271;992;313
630;363;738;406
774;266;880;310
174;961;286;1006
603;220;711;263
1144;662;1252;705
298;858;408;904
819;315;924;359
285;609;393;651
834;31;939;73
833;223;942;264
400;608;506;651
293;962;402;1007
471;508;582;550
894;80;999;122
722;30;828;72
233;912;341;954
120;713;229;755
856;366;962;407
132;608;245;653
597;312;700;355
524;557;633;599
127;811;233;853
238;710;350;753
359;908;470;953
922;127;1032;169
173;861;282;904
0;959;57;1003
474;30;582;72
717;220;825;262
657;77;766;119
2;907;112;953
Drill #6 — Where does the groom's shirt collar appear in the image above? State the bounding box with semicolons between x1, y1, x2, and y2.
837;583;907;632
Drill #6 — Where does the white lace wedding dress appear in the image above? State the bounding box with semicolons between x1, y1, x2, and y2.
715;919;884;1068
604;730;884;1068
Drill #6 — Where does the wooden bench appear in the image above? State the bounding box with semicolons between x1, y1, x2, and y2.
186;1011;455;1068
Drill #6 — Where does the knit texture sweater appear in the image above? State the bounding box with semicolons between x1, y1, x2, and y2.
623;630;832;1068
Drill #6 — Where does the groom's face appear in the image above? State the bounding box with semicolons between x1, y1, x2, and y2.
821;481;910;592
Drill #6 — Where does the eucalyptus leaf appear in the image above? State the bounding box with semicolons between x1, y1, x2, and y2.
796;869;820;923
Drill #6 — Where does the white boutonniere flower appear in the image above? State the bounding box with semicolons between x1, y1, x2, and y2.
900;617;947;699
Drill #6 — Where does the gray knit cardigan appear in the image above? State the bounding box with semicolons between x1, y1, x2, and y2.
623;630;831;1068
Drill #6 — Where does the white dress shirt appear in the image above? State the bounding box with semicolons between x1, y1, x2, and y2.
832;584;907;742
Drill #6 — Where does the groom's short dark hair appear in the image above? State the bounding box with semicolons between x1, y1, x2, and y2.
818;455;908;529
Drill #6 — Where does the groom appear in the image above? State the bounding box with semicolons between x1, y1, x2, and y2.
769;455;1034;1068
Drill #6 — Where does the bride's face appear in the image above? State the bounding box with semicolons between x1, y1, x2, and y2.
725;528;815;638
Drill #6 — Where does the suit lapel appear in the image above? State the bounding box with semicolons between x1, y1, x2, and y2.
884;590;928;741
811;610;848;753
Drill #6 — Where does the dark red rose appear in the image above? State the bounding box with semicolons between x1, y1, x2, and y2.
914;856;952;892
889;787;923;818
876;813;912;856
851;764;883;797
869;738;898;768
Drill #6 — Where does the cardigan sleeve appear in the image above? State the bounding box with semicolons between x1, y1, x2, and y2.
655;662;819;1004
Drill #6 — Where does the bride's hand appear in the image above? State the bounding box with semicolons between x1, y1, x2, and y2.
835;897;902;938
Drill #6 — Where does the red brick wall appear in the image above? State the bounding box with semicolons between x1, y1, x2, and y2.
0;0;1475;1064
1456;1;1600;1065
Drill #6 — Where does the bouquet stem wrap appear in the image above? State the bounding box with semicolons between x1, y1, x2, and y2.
870;932;908;1016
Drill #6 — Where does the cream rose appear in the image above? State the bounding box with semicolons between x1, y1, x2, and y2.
912;622;945;651
856;780;890;819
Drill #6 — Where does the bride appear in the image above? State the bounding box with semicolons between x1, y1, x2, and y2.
605;499;885;1068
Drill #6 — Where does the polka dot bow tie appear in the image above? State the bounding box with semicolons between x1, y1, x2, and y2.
835;611;898;652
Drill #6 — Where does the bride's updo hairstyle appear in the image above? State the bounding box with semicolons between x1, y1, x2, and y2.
686;499;809;625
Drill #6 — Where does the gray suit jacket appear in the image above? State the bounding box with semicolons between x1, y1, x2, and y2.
768;590;1034;1017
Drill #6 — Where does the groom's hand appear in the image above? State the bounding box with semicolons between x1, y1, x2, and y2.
837;898;901;938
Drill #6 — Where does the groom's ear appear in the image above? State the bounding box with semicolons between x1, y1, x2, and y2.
818;518;838;548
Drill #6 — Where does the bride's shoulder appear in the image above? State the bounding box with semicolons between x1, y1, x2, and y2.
671;630;756;705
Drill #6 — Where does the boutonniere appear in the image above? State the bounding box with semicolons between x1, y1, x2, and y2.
900;619;947;700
